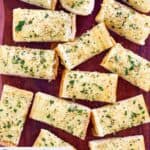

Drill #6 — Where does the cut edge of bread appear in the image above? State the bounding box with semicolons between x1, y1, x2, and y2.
0;141;17;147
91;109;104;137
70;14;77;41
51;0;58;10
95;0;110;22
59;69;68;98
49;51;59;82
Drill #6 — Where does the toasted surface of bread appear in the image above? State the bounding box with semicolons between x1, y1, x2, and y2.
60;0;95;16
92;95;150;137
13;8;76;42
56;23;114;70
0;85;33;146
101;43;150;92
59;70;118;103
33;129;76;149
96;0;150;45
30;92;91;139
89;135;145;150
0;45;58;81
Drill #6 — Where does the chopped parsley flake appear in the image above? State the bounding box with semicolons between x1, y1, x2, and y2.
15;20;25;31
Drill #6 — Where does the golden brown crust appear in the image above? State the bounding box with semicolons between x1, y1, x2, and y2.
33;131;41;146
0;141;16;147
95;0;109;22
50;52;59;82
91;111;100;137
71;14;76;41
111;37;116;45
55;46;69;69
59;70;68;97
100;46;113;66
29;93;39;119
51;0;58;10
81;111;91;139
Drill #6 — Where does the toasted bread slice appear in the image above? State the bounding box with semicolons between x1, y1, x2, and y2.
20;0;57;10
13;8;76;42
59;70;118;103
0;85;33;146
122;0;150;13
92;95;150;137
96;0;150;45
0;45;58;81
89;135;145;150
60;0;95;16
101;43;150;92
33;129;76;149
30;92;91;139
56;23;115;70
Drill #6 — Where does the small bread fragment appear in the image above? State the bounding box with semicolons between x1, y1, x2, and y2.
96;0;150;45
0;85;33;146
20;0;57;10
30;92;91;139
92;95;150;137
0;45;58;81
122;0;150;13
59;70;118;103
101;43;150;92
33;129;76;149
60;0;95;16
56;23;115;70
89;135;145;150
13;8;76;42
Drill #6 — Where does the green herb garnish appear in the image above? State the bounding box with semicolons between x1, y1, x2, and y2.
15;20;25;31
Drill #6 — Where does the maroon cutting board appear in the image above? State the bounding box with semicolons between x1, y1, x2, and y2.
0;0;150;149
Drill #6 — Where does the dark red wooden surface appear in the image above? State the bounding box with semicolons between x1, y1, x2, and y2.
0;0;150;149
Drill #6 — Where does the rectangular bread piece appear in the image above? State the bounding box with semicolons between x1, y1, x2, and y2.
13;8;76;42
20;0;57;10
89;135;145;150
33;129;76;149
0;85;33;146
60;0;95;16
96;0;150;45
30;92;91;139
101;43;150;92
59;70;118;103
0;45;58;81
92;95;150;137
56;23;115;70
122;0;150;13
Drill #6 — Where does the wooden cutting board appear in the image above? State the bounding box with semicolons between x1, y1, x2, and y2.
0;0;150;149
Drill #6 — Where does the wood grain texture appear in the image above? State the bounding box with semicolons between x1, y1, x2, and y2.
0;0;150;149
